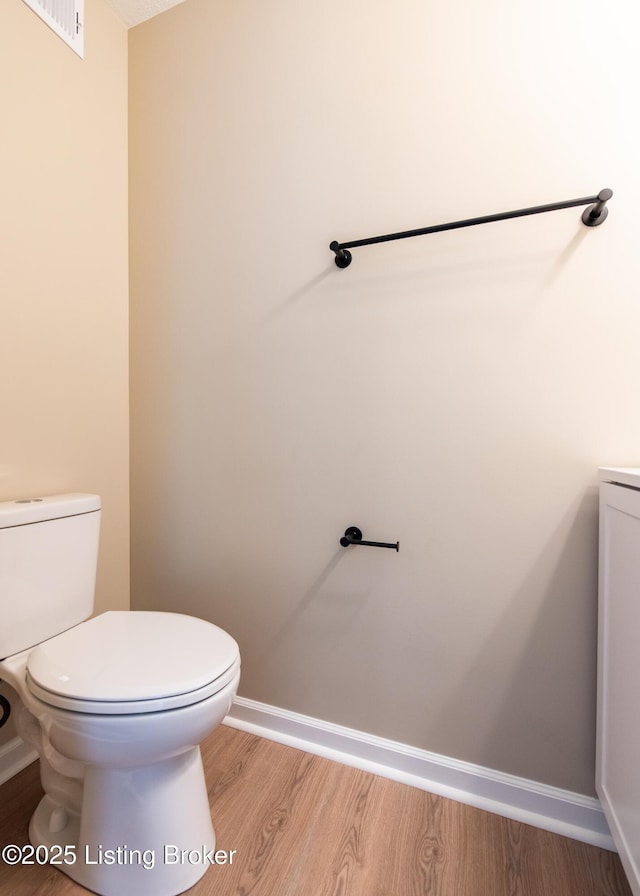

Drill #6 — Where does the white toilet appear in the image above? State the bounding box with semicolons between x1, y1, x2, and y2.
0;493;241;896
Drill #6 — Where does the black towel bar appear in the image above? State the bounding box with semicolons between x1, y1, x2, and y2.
330;189;613;268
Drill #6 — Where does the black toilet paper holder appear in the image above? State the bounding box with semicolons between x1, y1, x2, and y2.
340;526;399;552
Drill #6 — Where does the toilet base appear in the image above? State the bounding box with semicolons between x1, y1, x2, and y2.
30;746;215;896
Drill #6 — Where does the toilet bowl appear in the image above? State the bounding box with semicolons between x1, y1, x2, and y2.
0;495;241;896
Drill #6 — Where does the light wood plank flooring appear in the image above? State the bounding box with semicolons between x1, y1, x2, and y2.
0;725;632;895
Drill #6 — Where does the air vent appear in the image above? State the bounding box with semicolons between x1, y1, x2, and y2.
22;0;84;58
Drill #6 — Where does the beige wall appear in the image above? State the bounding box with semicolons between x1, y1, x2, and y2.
0;0;130;744
129;0;640;794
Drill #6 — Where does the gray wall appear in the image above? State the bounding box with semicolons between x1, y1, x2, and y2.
129;0;640;794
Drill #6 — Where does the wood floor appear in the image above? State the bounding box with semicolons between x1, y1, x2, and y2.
0;724;632;896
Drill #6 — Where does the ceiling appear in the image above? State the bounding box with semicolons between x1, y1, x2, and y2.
103;0;186;28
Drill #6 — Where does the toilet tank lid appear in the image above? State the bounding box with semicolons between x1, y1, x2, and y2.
0;494;100;528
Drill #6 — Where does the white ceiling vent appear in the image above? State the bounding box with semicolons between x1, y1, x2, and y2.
22;0;84;58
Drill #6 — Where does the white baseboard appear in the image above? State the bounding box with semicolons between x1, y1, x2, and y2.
224;696;614;851
0;737;38;786
0;701;612;853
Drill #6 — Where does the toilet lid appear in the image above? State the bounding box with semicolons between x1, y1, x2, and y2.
26;611;240;712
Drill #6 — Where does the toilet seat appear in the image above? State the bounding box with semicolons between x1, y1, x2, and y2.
25;611;240;715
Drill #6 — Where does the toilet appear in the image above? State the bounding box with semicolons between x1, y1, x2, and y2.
0;493;240;896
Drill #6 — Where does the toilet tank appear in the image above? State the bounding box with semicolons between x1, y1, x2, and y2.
0;494;101;659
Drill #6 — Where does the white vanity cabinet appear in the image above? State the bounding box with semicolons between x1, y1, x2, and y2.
598;467;640;896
